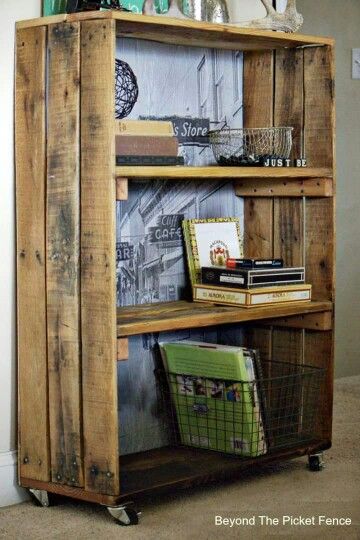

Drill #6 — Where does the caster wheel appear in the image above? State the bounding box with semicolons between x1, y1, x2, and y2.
107;504;140;526
308;453;324;472
29;489;51;507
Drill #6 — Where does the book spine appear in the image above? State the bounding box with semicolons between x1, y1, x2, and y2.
115;120;174;136
115;135;178;156
116;156;184;166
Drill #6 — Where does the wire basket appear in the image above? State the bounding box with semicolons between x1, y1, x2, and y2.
156;360;325;458
209;126;294;166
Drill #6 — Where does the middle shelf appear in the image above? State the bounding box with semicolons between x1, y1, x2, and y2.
116;166;332;179
117;300;333;337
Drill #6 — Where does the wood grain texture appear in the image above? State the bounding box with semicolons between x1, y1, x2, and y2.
47;22;83;487
235;177;333;197
305;198;334;301
16;27;50;482
243;50;274;363
243;51;274;259
116;166;332;179
304;47;335;302
117;338;129;361
304;46;334;168
273;47;306;373
80;19;119;495
117;300;332;337
304;331;333;441
116;178;128;201
261;311;332;331
16;12;335;49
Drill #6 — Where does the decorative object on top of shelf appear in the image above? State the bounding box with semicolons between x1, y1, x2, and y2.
185;0;229;23
143;0;229;23
66;0;130;11
226;0;303;33
209;126;293;166
143;0;187;19
43;0;67;16
115;59;139;119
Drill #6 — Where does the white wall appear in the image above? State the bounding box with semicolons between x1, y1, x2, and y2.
297;0;360;378
0;0;40;508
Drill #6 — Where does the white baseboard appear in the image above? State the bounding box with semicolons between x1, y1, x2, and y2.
0;451;29;507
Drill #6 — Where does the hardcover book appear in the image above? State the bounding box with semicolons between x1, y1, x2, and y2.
115;135;179;156
159;340;267;457
115;119;174;137
182;218;243;286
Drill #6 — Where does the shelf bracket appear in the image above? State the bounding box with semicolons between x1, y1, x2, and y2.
234;177;333;197
117;338;129;361
116;177;128;201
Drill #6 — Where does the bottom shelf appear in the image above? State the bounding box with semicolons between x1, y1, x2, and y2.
20;441;331;506
119;442;329;498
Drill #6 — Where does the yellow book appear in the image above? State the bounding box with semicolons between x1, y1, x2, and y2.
115;119;174;137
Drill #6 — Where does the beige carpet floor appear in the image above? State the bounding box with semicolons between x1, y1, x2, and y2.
0;376;359;540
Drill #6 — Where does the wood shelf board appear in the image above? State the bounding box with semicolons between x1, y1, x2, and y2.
19;438;331;504
119;442;330;497
117;300;332;337
17;12;334;50
116;166;332;180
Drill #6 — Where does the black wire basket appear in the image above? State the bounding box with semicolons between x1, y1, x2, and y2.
209;126;294;166
156;360;325;458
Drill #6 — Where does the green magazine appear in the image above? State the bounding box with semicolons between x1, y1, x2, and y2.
160;341;267;457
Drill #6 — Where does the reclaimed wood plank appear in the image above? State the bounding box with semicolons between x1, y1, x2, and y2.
243;50;274;362
81;19;119;495
304;331;333;441
16;12;335;49
116;166;332;179
304;46;334;169
304;47;335;302
47;22;83;487
16;27;50;481
117;300;332;337
235;177;333;198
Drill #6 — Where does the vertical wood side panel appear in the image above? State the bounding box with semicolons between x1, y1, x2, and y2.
304;331;333;441
16;27;50;481
273;48;305;370
81;19;119;495
304;46;335;444
243;51;274;363
47;22;83;487
243;51;274;258
304;46;335;302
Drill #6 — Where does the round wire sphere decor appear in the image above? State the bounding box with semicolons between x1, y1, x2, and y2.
115;59;139;120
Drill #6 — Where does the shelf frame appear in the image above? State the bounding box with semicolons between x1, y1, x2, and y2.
15;12;335;505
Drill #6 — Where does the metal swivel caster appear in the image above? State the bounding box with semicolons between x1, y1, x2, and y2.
29;489;51;507
107;503;141;526
308;452;324;472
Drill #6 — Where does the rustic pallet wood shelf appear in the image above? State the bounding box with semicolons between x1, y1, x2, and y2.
115;166;332;179
15;11;335;516
117;300;333;337
17;11;334;50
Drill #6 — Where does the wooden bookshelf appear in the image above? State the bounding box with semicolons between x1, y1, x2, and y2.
15;11;335;521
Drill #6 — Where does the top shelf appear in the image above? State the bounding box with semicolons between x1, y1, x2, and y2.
17;11;334;51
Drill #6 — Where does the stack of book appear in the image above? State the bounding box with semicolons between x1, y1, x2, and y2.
115;119;184;166
182;217;312;308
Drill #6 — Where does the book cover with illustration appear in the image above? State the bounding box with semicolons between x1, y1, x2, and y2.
182;218;243;286
159;340;267;457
